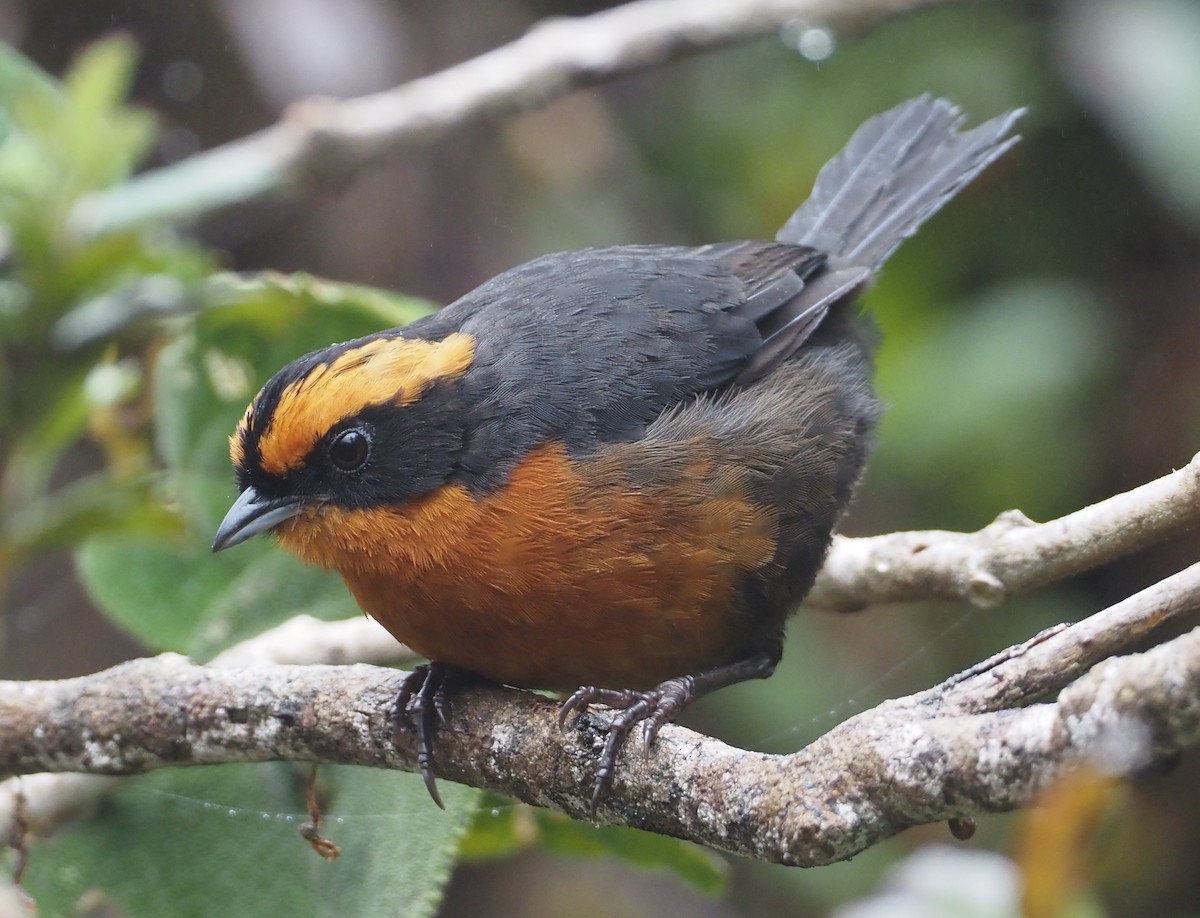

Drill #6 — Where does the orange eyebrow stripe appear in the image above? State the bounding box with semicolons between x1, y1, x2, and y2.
229;404;252;468
254;333;475;476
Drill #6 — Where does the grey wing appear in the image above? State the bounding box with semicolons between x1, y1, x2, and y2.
406;243;831;490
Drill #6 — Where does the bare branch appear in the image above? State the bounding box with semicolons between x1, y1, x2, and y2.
70;0;960;236
929;560;1200;714
809;452;1200;610
2;563;1199;866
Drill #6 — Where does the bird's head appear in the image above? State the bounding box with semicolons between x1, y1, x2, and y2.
212;331;476;564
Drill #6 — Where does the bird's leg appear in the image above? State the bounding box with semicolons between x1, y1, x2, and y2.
559;640;783;815
392;662;458;808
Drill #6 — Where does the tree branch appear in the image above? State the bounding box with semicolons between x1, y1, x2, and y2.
70;0;960;237
0;614;413;840
2;560;1199;866
808;452;1200;610
210;612;416;668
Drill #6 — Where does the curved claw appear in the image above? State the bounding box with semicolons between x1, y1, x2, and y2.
392;663;450;809
557;686;594;730
558;686;639;730
589;696;658;817
564;645;783;816
639;676;695;748
559;680;694;818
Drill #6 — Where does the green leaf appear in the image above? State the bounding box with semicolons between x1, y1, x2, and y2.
75;526;354;656
461;801;728;897
24;764;478;918
60;35;156;190
63;34;138;116
0;42;62;113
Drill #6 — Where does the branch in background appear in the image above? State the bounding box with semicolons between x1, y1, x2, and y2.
929;560;1200;715
2;563;1199;866
809;452;1200;610
211;612;415;668
70;0;952;237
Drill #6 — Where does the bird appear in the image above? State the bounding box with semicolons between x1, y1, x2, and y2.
213;95;1022;813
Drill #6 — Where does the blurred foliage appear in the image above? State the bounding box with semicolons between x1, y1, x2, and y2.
1064;0;1200;229
28;764;479;918
2;1;1200;917
1014;768;1128;918
0;36;205;573
461;794;728;896
0;40;485;918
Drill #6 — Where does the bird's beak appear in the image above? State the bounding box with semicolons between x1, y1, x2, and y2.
212;486;302;552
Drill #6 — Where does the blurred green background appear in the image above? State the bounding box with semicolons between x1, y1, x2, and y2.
3;1;1200;916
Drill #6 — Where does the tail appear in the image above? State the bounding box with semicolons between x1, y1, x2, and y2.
777;95;1023;268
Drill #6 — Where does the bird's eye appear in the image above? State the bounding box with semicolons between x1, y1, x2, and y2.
329;427;370;472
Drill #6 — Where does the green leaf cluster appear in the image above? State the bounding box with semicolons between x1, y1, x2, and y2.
0;38;210;566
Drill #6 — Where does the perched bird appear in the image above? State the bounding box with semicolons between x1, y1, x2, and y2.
214;96;1021;811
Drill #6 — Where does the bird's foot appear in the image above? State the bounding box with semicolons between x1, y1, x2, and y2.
558;644;783;817
393;662;455;808
559;678;698;817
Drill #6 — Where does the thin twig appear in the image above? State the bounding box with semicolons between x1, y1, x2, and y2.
809;453;1200;610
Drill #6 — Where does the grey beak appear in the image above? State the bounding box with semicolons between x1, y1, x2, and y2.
212;486;302;552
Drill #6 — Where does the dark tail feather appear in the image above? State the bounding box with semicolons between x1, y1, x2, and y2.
776;96;1023;269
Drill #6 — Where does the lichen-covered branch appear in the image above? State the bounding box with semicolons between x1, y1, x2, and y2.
71;0;958;236
0;614;412;840
809;452;1200;611
2;561;1199;865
